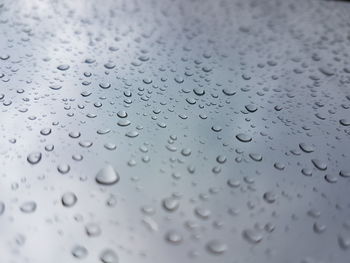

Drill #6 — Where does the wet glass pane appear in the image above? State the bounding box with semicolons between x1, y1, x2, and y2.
0;0;350;262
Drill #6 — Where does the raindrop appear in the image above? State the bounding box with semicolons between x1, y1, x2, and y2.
96;165;120;185
61;192;78;207
20;201;37;213
236;133;252;142
57;64;70;71
242;229;263;244
71;245;88;259
99;249;118;263
27;152;42;165
206;240;227;254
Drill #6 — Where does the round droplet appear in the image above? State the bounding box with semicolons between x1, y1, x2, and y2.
263;191;276;203
57;164;70;174
85;223;101;237
125;131;139;138
206;240;227;254
302;168;312;176
338;235;350;250
313;222;326;234
71;245;88;259
162;197;179;212
96;165;120;185
62;192;78;207
216;155;227;164
222;88;236;96
245;104;257;113
211;125;222;132
99;83;111;89
193;87;205;96
40;128;52;136
165;231;183;244
27;152;42;165
242;229;263;244
274;162;285;170
57;64;70;71
69;131;81;138
249;153;262;162
45;144;54;152
181;148;192;156
227;179;240;188
20;201;37;213
99;249;118;263
79;141;93;148
72;154;83;161
117;111;127;118
194;207;211;219
104;143;117;151
117;119;131;127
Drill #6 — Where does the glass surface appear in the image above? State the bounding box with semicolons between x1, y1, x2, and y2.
0;0;350;262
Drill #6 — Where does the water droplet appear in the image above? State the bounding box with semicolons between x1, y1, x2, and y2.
99;249;118;263
340;170;350;178
71;245;88;259
96;165;120;185
311;159;327;171
0;202;5;216
194;207;211;219
27;152;42;165
222;88;236;96
125;131;139;138
313;222;326;234
62;192;78;207
206;240;227;254
69;131;81;138
117;111;128;118
165;231;183;244
339;119;350;126
162;197;179;212
242;229;263;244
40;128;52;136
263;191;276;203
57;64;70;71
57;164;70;174
104;143;117;150
236;133;252;142
338;235;350;250
20;201;37;213
299;143;314;153
85;223;101;237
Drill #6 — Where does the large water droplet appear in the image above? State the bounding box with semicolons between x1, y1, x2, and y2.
96;165;120;185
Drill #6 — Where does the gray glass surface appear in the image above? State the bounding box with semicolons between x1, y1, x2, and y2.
0;0;350;262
